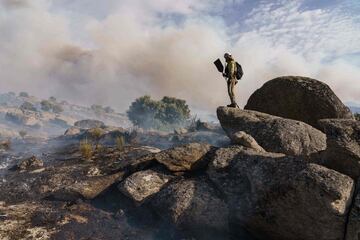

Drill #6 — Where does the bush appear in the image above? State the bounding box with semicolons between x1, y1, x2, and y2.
40;100;63;113
19;130;27;139
41;100;52;111
52;104;64;113
355;113;360;121
115;136;125;151
127;96;191;131
20;102;37;112
79;139;93;160
88;128;104;149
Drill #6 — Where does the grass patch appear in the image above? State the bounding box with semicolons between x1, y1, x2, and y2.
79;139;93;160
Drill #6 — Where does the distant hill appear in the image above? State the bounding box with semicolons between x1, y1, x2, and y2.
0;92;131;138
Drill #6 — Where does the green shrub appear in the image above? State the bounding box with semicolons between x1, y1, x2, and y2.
40;100;63;113
127;95;191;131
20;102;37;112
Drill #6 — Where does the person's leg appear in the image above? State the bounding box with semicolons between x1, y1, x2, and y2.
230;78;237;106
227;79;232;106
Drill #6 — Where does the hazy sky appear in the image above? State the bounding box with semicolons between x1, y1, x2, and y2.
0;0;359;113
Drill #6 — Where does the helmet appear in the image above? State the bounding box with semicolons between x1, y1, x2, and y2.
224;52;232;58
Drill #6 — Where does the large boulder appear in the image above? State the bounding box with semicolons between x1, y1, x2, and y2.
99;129;127;146
5;109;41;128
64;126;82;136
318;119;360;179
16;156;44;171
150;177;229;239
346;179;360;240
118;169;173;204
217;107;326;156
50;171;124;201
74;119;105;129
230;131;265;152
244;76;353;129
207;146;355;240
154;143;214;172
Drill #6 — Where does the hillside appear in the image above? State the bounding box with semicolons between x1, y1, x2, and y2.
0;92;131;138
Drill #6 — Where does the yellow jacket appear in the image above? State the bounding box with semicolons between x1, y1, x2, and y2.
225;59;237;79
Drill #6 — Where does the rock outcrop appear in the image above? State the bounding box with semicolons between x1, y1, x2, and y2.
150;177;229;239
207;146;354;240
64;126;82;136
244;76;353;129
74;119;105;129
5;109;41;128
217;107;326;156
318;119;360;179
154;143;214;172
118;169;173;203
346;180;360;240
50;171;125;201
16;156;44;171
230;131;265;152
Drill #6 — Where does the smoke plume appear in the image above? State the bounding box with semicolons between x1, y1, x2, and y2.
0;0;359;114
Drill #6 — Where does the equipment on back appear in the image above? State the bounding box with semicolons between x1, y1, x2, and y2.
235;62;243;80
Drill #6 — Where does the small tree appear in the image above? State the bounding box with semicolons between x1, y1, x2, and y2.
158;96;190;125
88;128;104;150
127;95;162;129
127;95;191;130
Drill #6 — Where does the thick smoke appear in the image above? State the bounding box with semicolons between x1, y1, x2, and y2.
0;0;359;114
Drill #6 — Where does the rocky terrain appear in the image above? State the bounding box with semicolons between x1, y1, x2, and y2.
0;92;131;139
0;76;359;240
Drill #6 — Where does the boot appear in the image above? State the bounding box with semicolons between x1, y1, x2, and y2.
227;103;237;108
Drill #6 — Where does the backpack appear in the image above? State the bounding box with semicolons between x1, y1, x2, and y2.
235;62;243;80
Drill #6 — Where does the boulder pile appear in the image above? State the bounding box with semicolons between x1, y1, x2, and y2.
1;76;359;240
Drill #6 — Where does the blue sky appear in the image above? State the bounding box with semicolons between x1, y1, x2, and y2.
0;0;359;111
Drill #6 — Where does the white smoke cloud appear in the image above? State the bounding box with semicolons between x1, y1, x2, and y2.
0;0;359;115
